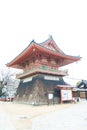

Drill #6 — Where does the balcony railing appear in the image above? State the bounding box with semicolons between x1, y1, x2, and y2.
16;65;68;79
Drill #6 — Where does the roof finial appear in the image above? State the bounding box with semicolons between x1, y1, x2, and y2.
49;35;52;39
32;39;35;42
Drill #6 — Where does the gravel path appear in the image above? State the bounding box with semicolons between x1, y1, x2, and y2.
0;108;15;130
0;101;87;130
32;101;87;130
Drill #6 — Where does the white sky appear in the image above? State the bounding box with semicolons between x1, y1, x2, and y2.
0;0;87;85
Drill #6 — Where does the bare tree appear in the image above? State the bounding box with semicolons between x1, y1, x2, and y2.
1;69;13;83
0;81;4;96
0;67;16;96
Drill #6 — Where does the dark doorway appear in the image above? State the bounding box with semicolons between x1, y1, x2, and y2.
54;88;60;104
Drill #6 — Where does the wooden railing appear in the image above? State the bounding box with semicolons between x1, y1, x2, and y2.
16;65;68;79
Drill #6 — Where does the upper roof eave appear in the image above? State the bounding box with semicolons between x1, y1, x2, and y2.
36;35;65;54
34;43;81;61
6;40;35;67
33;37;81;60
6;37;81;67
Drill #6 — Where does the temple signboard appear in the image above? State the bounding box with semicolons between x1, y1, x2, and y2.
61;90;72;101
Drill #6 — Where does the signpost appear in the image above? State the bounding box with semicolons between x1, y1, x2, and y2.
61;90;72;101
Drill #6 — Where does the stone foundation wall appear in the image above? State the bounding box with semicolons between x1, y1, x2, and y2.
15;76;66;105
15;78;54;105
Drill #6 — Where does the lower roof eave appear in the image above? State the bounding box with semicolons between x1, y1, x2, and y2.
16;71;67;79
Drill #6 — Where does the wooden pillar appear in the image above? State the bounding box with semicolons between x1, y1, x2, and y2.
77;91;80;97
85;91;87;100
60;88;63;104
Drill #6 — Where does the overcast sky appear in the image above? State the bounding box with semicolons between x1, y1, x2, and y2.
0;0;87;85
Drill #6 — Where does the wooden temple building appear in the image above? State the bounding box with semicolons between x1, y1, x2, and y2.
73;80;87;100
7;36;81;105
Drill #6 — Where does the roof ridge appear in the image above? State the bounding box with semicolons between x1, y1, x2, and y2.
32;35;52;45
